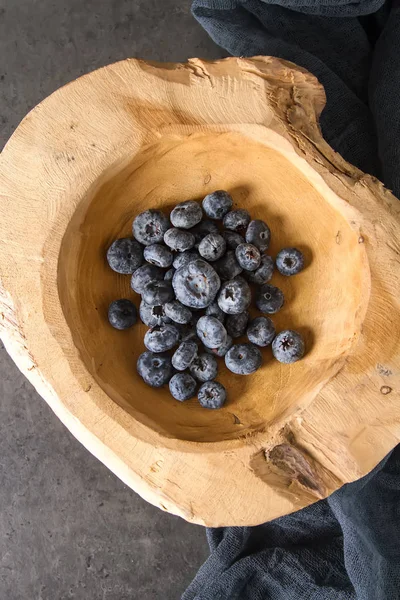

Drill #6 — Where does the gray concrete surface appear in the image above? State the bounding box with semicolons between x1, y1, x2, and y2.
0;2;225;598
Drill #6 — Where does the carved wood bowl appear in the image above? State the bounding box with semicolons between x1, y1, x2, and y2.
0;57;399;526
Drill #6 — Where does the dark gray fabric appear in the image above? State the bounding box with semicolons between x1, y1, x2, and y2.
191;0;400;198
184;1;400;598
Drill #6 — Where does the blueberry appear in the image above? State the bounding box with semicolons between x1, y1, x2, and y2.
255;284;284;314
170;200;203;229
164;300;192;325
222;231;245;250
173;259;220;309
164;228;195;252
246;220;271;251
225;311;249;338
223;209;251;233
206;301;225;323
246;255;274;285
169;373;197;401
172;341;198;371
225;343;262;375
190;353;218;382
133;210;169;246
235;243;261;271
142;280;174;306
276;248;304;276
164;268;175;282
206;335;233;357
131;264;164;294
191;220;219;246
217;277;251;315
247;316;275;347
137;351;172;387
173;250;199;270
144;324;180;352
202;190;233;220
272;330;305;363
106;238;143;274
214;250;243;281
198;381;226;409
196;316;228;349
198;233;226;262
108;299;137;330
139;301;171;327
143;243;173;268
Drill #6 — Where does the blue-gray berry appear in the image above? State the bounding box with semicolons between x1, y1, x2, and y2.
225;311;249;338
272;330;305;363
206;335;233;357
276;248;304;276
144;324;180;353
191;220;219;246
108;299;137;330
196;316;228;349
142;280;174;306
225;343;262;375
164;227;195;252
137;352;172;387
255;284;284;314
198;233;226;262
170;200;203;229
173;249;200;270
247;316;275;347
202;190;233;220
198;381;226;409
131;264;164;294
214;250;243;281
133;210;169;246
206;301;225;323
169;373;197;401
217;277;251;315
107;238;143;274
235;243;261;271
164;300;192;325
223;209;250;233
173;259;220;309
222;231;245;250
164;268;175;282
245;220;271;251
172;342;198;371
190;353;218;382
143;243;173;268
246;255;274;285
139;301;171;327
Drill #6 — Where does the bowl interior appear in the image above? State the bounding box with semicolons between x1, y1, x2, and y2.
58;130;367;443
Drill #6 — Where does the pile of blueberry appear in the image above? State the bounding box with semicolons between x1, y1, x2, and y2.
106;191;305;409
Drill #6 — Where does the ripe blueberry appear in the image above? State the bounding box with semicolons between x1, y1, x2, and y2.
217;277;251;315
164;300;192;325
245;220;271;251
172;341;198;371
107;238;143;274
223;209;250;233
202;190;233;220
133;210;169;246
137;351;172;387
198;381;226;409
272;330;305;363
255;284;284;314
173;249;199;270
169;373;197;401
198;233;226;262
173;259;221;309
142;280;174;306
143;243;173;268
108;299;137;330
206;334;233;357
235;243;261;271
222;231;245;250
225;343;262;375
225;311;249;338
164;228;195;252
276;248;304;276
144;324;180;353
247;316;275;347
196;316;228;349
139;301;171;327
246;255;274;285
190;353;218;382
131;264;164;294
170;200;203;229
191;220;219;246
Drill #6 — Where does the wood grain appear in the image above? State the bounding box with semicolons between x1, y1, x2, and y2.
0;56;399;526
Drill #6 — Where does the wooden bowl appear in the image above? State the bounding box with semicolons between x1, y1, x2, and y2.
1;56;399;526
